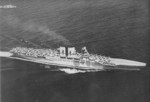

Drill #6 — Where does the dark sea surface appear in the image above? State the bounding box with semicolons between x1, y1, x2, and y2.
1;58;150;102
0;0;150;102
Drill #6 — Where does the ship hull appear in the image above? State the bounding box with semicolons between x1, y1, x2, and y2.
21;56;106;70
11;54;147;71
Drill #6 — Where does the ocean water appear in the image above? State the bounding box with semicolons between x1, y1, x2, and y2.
0;0;149;102
1;57;150;102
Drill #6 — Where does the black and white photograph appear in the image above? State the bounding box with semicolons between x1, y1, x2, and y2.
0;0;149;102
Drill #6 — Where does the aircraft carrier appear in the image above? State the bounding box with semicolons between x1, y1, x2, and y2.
0;46;145;72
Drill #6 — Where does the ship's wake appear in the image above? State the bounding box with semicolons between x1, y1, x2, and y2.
59;68;86;74
58;68;104;74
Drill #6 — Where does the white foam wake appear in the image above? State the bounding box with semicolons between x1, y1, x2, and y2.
59;68;86;74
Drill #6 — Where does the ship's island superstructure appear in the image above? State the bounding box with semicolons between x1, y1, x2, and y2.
9;46;146;71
